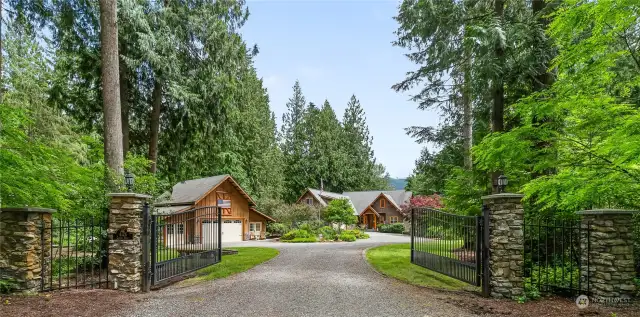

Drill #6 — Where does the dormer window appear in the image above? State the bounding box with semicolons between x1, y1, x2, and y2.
380;198;386;208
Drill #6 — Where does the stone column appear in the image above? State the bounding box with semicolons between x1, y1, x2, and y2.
107;193;150;292
481;193;525;299
577;209;638;301
0;207;55;293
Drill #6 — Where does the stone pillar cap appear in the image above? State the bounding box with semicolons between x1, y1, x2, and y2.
577;209;639;215
0;207;56;213
481;193;524;200
107;193;152;199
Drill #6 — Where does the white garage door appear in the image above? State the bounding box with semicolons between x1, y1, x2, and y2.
202;219;242;243
166;223;184;247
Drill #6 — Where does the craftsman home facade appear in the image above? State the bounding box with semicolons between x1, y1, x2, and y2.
154;175;274;244
296;188;412;230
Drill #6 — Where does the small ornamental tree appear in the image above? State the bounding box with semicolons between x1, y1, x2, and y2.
324;199;357;233
399;194;443;218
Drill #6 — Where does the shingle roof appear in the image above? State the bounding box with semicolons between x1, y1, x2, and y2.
169;175;229;204
342;190;411;215
306;188;357;211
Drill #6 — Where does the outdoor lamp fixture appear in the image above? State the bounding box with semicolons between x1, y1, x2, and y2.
124;171;135;192
497;175;508;193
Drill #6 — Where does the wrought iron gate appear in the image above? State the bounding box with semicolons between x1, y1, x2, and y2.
146;206;222;286
410;207;484;287
523;215;591;296
40;216;110;291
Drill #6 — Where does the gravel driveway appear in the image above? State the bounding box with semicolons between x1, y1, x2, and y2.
124;232;478;317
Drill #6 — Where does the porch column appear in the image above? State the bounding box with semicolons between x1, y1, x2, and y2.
481;193;525;299
107;193;151;293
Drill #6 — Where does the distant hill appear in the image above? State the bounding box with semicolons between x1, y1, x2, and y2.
388;178;408;190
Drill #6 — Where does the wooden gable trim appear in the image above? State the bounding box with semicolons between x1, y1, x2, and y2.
371;193;401;211
193;175;257;207
295;188;313;204
295;188;325;206
360;206;380;217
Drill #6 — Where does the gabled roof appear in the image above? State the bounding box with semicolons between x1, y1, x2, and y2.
342;190;411;215
168;175;229;204
297;188;411;216
360;206;380;217
159;174;256;206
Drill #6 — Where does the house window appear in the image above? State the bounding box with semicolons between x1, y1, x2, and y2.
390;216;399;224
167;224;184;234
250;222;262;232
306;198;314;205
380;213;386;223
380;198;386;208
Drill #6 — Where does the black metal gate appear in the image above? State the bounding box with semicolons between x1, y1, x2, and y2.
146;206;222;286
523;215;591;296
410;207;484;287
40;216;110;291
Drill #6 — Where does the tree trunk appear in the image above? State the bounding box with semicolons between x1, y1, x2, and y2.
532;0;555;91
99;0;124;176
531;0;556;179
491;0;505;193
120;56;130;157
148;80;162;173
462;28;473;171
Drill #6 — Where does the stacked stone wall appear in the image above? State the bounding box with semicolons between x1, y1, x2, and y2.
482;194;525;299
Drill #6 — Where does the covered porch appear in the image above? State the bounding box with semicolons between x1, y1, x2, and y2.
360;206;380;230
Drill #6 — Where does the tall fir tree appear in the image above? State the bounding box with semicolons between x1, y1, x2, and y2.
341;95;382;191
280;81;309;201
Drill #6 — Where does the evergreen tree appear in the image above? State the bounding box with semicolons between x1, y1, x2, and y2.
341;95;383;191
99;0;124;175
280;81;308;201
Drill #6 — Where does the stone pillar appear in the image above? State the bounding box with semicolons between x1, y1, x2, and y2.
0;207;55;293
107;193;150;292
481;193;525;299
577;209;638;301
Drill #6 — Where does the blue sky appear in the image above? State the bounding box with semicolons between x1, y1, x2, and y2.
240;0;439;178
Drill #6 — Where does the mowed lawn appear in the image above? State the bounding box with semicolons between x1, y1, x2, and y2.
181;247;279;284
366;243;473;291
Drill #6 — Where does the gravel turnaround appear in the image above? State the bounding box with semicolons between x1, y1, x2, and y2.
124;233;479;317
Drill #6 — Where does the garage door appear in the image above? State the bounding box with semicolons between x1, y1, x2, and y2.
166;223;185;247
202;219;242;243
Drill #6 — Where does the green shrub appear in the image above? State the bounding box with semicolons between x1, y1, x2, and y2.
319;226;337;240
267;223;288;236
296;220;325;234
340;229;368;239
282;236;317;243
521;264;581;300
0;279;18;294
281;229;312;241
378;223;404;233
339;232;356;242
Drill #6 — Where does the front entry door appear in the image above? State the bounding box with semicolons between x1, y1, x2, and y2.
366;214;375;229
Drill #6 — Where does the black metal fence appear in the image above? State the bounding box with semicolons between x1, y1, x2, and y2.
149;206;222;286
523;215;590;296
41;216;110;291
410;207;483;286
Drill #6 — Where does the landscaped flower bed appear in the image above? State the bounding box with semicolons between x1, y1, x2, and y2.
280;226;369;243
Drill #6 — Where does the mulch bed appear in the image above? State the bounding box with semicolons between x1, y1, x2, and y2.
0;289;140;317
431;291;640;317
